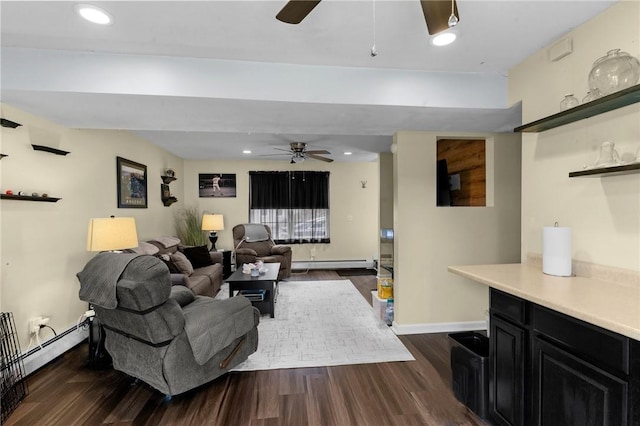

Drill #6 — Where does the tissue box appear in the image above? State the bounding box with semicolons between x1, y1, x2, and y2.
371;291;387;322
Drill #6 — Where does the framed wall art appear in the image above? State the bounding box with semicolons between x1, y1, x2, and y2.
117;156;148;208
199;173;236;198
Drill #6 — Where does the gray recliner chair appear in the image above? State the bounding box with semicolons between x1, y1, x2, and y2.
77;253;259;396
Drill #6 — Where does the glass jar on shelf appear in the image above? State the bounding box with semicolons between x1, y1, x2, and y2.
559;93;579;111
588;49;640;97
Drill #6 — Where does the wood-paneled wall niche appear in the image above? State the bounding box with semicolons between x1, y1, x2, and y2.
437;139;486;207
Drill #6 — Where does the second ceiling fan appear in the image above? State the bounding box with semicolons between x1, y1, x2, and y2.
263;142;334;163
276;0;459;36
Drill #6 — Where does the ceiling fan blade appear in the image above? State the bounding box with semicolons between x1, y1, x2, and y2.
259;153;291;157
307;153;333;163
305;150;330;155
420;0;458;35
276;0;322;24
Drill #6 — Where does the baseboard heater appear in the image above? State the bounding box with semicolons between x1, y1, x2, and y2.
292;259;375;270
20;325;88;376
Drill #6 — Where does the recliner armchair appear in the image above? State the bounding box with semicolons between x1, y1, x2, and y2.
233;224;292;280
77;253;259;396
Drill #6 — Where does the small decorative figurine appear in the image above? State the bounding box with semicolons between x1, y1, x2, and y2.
5;189;13;195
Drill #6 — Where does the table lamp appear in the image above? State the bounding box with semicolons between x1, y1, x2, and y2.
201;214;224;251
87;216;139;252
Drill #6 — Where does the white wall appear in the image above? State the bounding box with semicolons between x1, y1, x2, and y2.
509;1;640;270
393;131;521;330
182;159;380;262
0;103;184;350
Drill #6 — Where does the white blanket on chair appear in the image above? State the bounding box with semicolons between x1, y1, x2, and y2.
242;224;270;242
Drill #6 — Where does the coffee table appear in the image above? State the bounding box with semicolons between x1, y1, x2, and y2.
226;262;280;318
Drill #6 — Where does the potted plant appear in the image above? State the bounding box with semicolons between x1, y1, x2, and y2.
174;206;209;246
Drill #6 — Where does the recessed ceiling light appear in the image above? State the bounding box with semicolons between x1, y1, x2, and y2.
242;150;252;154
431;31;457;47
75;4;113;25
344;152;353;155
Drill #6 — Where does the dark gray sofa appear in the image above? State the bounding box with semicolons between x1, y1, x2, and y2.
77;253;259;396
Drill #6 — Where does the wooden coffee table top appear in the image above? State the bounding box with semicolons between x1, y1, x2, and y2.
226;262;280;283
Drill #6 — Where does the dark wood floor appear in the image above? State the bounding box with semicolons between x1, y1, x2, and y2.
6;270;486;426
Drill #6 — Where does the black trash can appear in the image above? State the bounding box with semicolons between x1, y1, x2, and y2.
448;332;490;419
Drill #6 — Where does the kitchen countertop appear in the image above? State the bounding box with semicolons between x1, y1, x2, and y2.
448;263;640;341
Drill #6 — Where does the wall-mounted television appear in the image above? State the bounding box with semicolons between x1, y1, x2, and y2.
380;228;394;242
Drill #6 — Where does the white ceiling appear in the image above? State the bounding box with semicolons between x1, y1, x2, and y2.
0;1;615;162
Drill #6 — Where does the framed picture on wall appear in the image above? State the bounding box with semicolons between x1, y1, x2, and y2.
199;173;236;198
117;156;148;208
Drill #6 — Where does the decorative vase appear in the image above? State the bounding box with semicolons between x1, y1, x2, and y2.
588;49;640;97
559;94;579;111
582;91;597;103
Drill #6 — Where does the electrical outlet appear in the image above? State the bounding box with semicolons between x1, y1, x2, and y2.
29;316;50;335
29;317;43;334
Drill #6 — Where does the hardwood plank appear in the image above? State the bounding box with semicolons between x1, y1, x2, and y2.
5;271;487;426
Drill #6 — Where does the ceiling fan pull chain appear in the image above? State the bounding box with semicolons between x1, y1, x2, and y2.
370;0;378;57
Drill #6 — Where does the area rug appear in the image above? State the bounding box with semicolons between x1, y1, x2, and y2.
216;280;414;371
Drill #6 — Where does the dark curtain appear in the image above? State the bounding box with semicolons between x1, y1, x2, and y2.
249;171;289;209
249;171;330;244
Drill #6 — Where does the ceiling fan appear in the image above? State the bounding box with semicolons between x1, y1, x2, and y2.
276;0;459;36
262;142;334;163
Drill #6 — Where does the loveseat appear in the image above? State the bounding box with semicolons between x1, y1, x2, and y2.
77;253;259;396
131;237;223;297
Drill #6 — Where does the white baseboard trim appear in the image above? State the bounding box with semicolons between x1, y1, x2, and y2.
292;260;375;270
392;320;487;335
22;326;88;376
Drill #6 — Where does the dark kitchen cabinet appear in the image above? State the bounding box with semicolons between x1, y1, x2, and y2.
490;289;528;426
532;336;628;425
488;288;640;426
491;315;526;426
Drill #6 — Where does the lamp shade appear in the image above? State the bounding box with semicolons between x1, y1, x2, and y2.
201;214;224;231
87;217;139;251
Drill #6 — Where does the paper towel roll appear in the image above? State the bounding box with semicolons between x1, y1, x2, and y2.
543;227;572;276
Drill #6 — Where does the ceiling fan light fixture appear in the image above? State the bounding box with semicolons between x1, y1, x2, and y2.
292;155;305;163
75;4;113;25
431;31;457;47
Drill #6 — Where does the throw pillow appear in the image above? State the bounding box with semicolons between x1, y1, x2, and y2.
157;254;180;273
130;241;160;255
182;245;214;269
170;252;194;276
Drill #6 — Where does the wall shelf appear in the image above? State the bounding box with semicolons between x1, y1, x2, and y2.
162;196;178;207
31;144;70;156
515;84;640;133
569;162;640;177
161;175;178;206
1;118;22;128
0;154;8;159
1;194;61;202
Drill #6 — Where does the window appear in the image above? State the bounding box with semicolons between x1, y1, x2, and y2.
249;171;330;244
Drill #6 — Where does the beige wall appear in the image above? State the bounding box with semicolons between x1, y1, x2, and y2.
0;103;184;349
393;131;521;327
181;159;380;262
509;1;640;270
